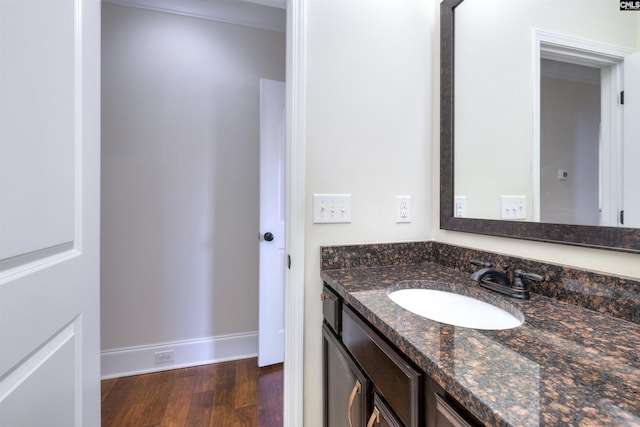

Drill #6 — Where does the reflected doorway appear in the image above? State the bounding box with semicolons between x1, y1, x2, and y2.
533;31;628;228
539;59;602;226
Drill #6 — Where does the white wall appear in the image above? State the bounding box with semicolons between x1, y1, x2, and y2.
303;0;433;424
101;4;285;375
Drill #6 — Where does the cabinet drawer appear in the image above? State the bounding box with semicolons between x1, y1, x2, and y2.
342;305;422;427
322;285;341;334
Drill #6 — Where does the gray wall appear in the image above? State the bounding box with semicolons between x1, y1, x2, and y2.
540;73;601;226
101;3;285;358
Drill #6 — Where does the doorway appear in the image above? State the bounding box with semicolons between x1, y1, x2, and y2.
100;0;286;389
539;59;602;226
532;29;632;227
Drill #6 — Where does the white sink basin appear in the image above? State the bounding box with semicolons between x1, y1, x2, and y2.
388;288;523;330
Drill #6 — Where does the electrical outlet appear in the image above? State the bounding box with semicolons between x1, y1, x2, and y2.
557;169;569;180
396;196;411;223
154;350;174;364
454;196;466;217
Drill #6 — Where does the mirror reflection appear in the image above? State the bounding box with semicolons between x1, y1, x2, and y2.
453;0;640;228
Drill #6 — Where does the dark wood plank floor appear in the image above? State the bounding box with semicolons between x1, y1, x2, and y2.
101;358;283;427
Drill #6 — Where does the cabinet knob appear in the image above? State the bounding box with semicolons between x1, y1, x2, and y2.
320;293;331;302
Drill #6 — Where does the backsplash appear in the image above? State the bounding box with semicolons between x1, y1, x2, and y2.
320;241;433;270
321;241;640;325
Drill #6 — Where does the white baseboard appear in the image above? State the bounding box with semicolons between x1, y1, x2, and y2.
101;331;258;379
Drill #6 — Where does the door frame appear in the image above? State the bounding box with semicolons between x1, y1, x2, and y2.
531;29;633;224
284;0;306;425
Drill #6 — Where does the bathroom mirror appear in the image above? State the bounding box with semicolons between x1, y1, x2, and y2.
440;0;640;253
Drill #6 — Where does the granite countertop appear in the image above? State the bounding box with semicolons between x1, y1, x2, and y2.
321;262;640;427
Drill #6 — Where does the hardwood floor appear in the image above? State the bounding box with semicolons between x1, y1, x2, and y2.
101;358;283;427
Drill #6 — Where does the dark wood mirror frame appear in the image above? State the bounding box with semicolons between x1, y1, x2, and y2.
439;0;640;254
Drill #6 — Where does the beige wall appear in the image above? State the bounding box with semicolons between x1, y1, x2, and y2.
303;0;434;424
101;4;285;351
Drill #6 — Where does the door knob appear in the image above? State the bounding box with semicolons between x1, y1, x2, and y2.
263;232;274;241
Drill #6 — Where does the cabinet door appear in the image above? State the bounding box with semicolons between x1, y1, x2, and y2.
323;324;370;427
433;394;474;427
365;394;403;427
426;377;480;427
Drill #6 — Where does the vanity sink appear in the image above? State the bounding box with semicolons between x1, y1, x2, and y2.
388;288;523;330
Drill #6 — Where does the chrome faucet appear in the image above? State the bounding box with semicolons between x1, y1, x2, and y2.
469;259;542;300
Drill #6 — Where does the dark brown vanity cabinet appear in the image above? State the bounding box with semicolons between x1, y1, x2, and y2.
426;378;478;427
341;305;422;427
322;285;481;427
323;324;371;426
322;284;421;427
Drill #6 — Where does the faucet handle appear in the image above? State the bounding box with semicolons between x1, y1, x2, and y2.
470;259;492;268
514;270;543;282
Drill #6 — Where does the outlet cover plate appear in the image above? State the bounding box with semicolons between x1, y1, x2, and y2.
454;196;466;218
396;196;411;223
154;350;174;364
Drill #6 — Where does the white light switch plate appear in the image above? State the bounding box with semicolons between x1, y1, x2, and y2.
313;194;352;223
500;195;526;220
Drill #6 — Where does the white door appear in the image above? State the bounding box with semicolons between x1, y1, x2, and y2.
258;79;286;367
623;52;640;228
0;1;101;425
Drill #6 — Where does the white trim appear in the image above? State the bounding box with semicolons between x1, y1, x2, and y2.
534;29;634;66
531;29;632;222
242;0;286;10
100;332;258;379
599;64;625;227
103;0;286;33
284;0;306;425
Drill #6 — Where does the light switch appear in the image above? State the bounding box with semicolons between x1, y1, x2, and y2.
313;194;352;223
500;195;526;220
